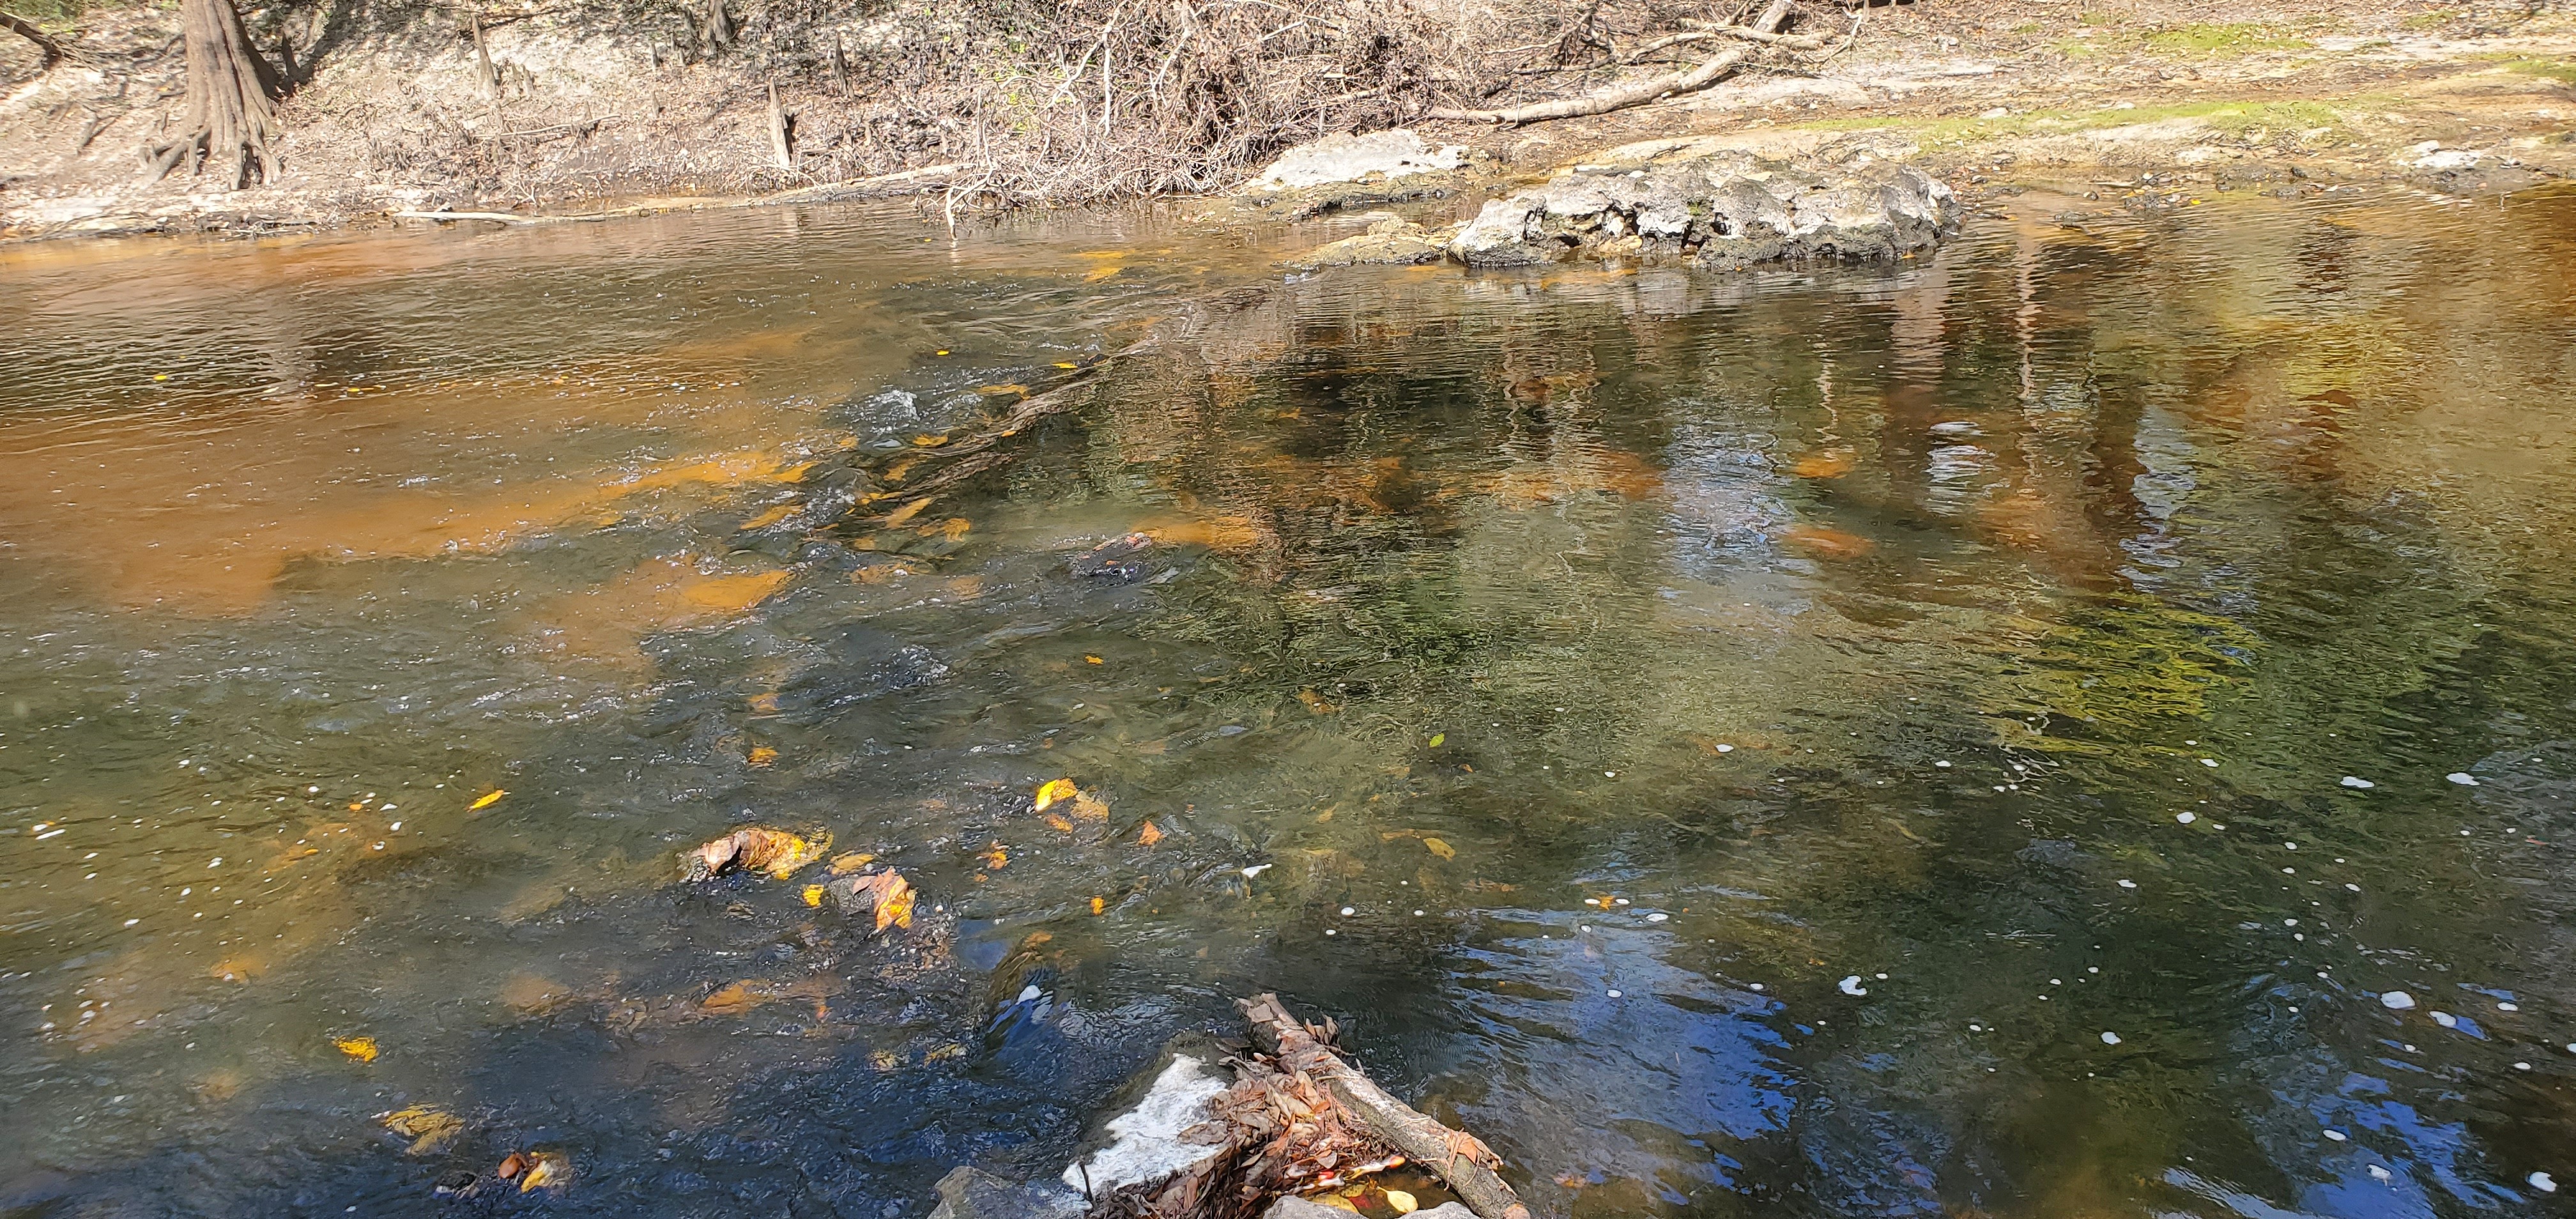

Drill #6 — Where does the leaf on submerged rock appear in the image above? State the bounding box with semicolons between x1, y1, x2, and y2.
334;1036;381;1063
1138;819;1165;847
825;868;916;932
828;852;877;875
1072;790;1110;820
381;1105;464;1155
1422;838;1456;860
1034;778;1078;812
747;746;779;766
686;827;831;880
1044;813;1075;832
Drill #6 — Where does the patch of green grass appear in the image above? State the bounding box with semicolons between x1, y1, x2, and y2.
2506;58;2576;85
2144;23;2311;54
2402;9;2455;31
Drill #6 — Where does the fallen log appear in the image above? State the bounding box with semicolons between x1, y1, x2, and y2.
1427;0;1790;126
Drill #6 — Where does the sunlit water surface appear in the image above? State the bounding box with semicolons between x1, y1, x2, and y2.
3;186;2575;1218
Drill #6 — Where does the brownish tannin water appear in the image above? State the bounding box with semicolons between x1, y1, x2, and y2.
3;187;2575;1218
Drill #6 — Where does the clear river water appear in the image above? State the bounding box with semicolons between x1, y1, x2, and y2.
3;183;2574;1218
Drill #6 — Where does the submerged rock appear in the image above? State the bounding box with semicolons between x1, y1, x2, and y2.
1060;1046;1234;1195
1287;213;1454;271
1446;151;1958;269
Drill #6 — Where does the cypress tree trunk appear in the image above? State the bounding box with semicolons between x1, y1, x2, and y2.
143;0;284;188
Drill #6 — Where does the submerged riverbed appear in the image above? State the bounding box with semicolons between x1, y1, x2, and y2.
3;186;2575;1218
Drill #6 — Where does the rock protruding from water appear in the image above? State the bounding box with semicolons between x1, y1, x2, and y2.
1289;153;1961;273
1448;152;1958;269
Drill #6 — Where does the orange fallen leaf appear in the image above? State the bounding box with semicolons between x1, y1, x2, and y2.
832;870;916;932
1137;820;1165;847
983;845;1009;870
884;497;935;526
334;1036;380;1063
1034;778;1078;812
1084;655;1105;665
1071;790;1110;820
1091;896;1105;916
747;746;778;766
1044;813;1075;832
686;827;830;880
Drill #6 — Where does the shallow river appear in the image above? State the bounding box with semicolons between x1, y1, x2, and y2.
3;183;2574;1218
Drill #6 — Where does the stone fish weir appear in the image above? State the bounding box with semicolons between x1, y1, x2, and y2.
1292;149;1960;272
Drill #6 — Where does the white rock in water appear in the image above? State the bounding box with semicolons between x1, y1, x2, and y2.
1018;985;1041;1003
2432;1011;2458;1028
2533;1172;2558;1193
2341;776;2376;789
2100;1031;2122;1045
2447;772;2479;786
2381;990;2417;1011
1248;130;1466;191
2177;812;2196;824
1839;976;1869;997
1062;1054;1232;1194
2324;1129;2347;1142
2369;1165;2392;1181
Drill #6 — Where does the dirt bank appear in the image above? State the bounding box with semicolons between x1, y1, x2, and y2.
1;0;2571;241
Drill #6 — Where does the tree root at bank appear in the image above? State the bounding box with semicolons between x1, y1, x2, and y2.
142;0;284;188
1092;994;1531;1219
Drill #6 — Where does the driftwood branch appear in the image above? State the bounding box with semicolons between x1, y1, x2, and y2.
1429;0;1792;125
3;10;69;69
1238;994;1533;1219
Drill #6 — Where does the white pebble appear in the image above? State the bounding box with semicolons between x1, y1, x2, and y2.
1839;976;1868;997
1339;907;1354;916
1646;912;1668;923
1017;985;1040;1003
1242;863;1272;878
1323;929;1336;936
2499;1002;2518;1011
2369;1165;2391;1181
2347;884;2361;892
2100;1031;2121;1045
2119;879;2137;889
2201;759;2218;767
2515;1062;2532;1071
2381;990;2416;1011
1715;744;1734;753
2432;1011;2457;1029
2533;1172;2557;1193
2447;772;2479;786
1604;771;1616;778
2177;812;2196;824
2324;1129;2347;1142
1606;989;1621;998
1413;910;1425;917
1935;760;1951;768
2341;776;2375;789
2284;842;2298;850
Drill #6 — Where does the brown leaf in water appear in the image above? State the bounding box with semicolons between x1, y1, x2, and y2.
1780;525;1875;560
1422;837;1456;860
828;869;916;932
827;852;877;875
686;827;830;880
1137;820;1165;847
702;981;760;1014
982;844;1009;870
1791;449;1857;479
747;746;778;766
1297;689;1336;714
1043;813;1075;832
496;1153;528;1180
1071;790;1110;820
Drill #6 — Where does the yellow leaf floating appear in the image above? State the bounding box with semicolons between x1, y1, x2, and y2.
519;1151;569;1192
1423;837;1456;860
335;1036;381;1063
469;790;506;811
1034;778;1078;813
1384;1190;1419;1215
802;884;825;908
381;1106;463;1154
1428;733;1445;747
1084;655;1105;665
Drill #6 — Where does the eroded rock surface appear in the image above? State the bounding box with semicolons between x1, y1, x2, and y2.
1447;151;1959;269
1247;130;1469;192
